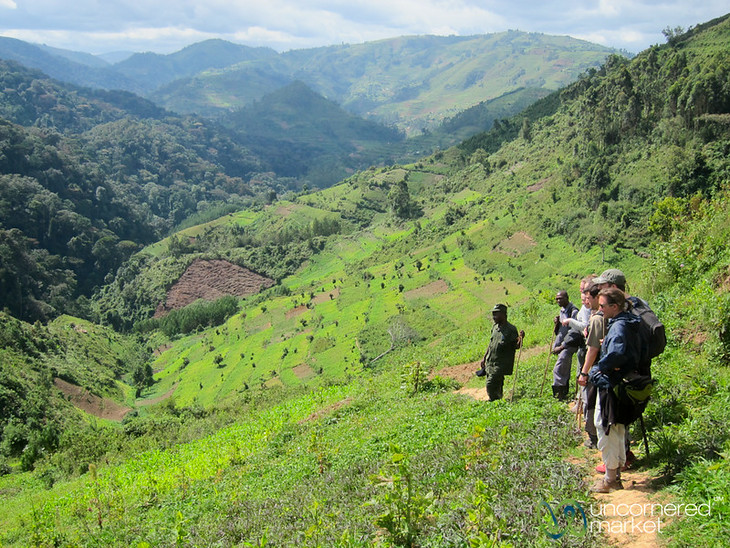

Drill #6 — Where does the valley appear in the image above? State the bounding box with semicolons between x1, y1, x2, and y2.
1;14;730;547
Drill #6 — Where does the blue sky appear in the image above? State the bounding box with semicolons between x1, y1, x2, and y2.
0;0;727;55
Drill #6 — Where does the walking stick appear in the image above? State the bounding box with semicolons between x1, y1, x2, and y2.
508;341;524;402
539;331;556;397
639;414;650;457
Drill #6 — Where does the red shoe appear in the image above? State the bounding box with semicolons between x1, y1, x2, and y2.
596;453;635;474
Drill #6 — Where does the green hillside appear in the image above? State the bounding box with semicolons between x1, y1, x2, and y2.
222;80;405;187
113;39;280;94
1;15;730;547
153;32;622;134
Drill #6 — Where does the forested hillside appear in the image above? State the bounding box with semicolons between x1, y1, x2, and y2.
0;30;603;324
0;14;729;547
0;61;409;322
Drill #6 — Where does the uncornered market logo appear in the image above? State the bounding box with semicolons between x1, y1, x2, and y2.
538;499;712;539
539;500;587;539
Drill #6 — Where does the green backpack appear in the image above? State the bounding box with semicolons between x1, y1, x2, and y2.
614;371;655;424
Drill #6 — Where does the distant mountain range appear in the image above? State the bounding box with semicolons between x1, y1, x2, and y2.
0;33;623;134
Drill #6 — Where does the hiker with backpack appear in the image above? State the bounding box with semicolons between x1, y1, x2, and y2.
475;303;525;401
588;287;642;493
592;268;665;471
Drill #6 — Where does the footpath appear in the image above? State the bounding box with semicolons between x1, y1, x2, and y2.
438;361;667;547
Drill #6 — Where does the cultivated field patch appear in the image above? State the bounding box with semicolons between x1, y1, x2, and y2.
155;259;275;317
53;378;132;421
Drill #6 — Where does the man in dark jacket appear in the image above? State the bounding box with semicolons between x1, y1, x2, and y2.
477;304;524;401
551;290;579;400
588;288;641;493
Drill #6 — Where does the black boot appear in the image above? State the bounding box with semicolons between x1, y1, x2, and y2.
552;385;569;401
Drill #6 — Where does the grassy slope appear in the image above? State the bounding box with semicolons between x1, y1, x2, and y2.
3;16;730;547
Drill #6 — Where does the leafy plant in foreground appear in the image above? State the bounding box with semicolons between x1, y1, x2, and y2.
369;445;434;547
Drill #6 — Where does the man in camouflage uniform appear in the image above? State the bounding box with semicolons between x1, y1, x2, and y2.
476;304;524;401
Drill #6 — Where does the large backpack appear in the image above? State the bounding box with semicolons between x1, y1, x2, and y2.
614;371;655;425
628;296;666;369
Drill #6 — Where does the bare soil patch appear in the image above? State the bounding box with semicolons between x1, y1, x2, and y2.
311;287;340;305
293;363;316;380
155;259;274;317
300;397;353;423
54;378;132;421
527;177;550;192
153;343;172;356
286;305;308;319
496;231;536;257
275;204;296;217
404;279;449;300
429;362;490;401
431;361;477;384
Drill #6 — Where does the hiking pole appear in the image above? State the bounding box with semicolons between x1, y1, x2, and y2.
639;414;650;457
508;340;524;402
539;331;556;397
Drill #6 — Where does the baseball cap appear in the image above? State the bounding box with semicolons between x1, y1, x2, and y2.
593;269;626;286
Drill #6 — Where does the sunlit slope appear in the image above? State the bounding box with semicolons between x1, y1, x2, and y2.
144;161;641;409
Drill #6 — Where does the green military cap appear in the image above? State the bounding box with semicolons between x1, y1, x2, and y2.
491;303;508;313
593;268;626;286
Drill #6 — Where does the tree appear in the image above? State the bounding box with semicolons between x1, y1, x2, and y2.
388;180;422;220
662;26;686;46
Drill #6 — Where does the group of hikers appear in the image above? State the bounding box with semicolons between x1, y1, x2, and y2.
476;268;663;493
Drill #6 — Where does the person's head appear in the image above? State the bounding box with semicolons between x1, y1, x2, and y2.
579;275;596;294
491;303;508;324
593;269;626;291
555;290;569;308
580;289;591;308
598;287;626;320
583;283;600;310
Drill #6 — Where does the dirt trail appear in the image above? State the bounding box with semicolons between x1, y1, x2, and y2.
577;426;667;548
436;363;664;547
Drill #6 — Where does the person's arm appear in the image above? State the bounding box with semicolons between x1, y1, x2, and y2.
577;345;600;386
563;317;588;331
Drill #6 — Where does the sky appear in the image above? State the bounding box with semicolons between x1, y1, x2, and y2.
0;1;728;56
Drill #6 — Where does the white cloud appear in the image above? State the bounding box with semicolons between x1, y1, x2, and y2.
0;0;727;54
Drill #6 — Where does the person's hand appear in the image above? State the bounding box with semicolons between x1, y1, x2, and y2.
552;344;564;355
588;366;611;389
561;318;571;327
577;373;588;387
